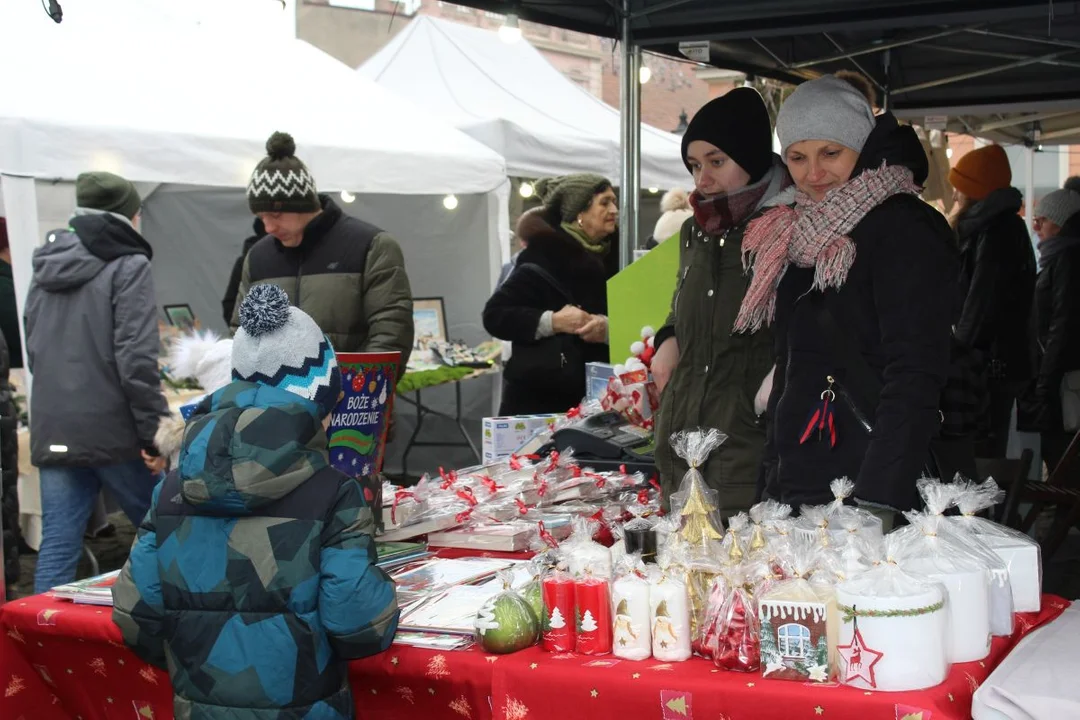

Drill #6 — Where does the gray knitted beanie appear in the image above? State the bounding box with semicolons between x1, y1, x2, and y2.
1035;189;1080;228
776;75;877;159
232;284;341;419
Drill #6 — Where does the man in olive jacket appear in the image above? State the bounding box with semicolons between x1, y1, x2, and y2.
232;132;414;372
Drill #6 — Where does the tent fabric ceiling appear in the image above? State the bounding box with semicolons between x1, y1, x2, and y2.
447;1;1080;143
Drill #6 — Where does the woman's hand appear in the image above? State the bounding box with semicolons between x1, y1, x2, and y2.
142;449;167;475
651;337;680;392
576;314;609;344
552;305;590;334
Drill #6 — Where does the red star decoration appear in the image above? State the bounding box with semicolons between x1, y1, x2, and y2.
837;624;883;688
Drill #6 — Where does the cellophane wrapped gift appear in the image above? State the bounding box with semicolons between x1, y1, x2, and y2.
384;483;426;529
612;553;652;660
916;478;1014;637
894;511;992;663
622;503;660;564
541;562;576;652
648;563;693;662
825;477;883;543
476;569;540;654
520;553;552;622
950;478;1042;613
795;505;834;550
756;500;794;537
758;543;837;682
667;429;727;558
720;512;750;566
834;535;950;692
575;565;613;656
827;513;878;583
764;519;797;582
564;517;613;580
707;567;762;672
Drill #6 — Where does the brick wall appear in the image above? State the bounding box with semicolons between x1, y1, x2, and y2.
600;48;712;132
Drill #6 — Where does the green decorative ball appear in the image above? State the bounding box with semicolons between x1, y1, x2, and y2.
522;579;544;623
476;592;540;654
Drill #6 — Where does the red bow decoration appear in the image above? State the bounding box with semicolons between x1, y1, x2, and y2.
456;487;478;507
537;521;559;549
508;453;540;471
570;465;583;479
391;489;418;525
565;406;582;420
455;509;473;524
545;451;561;472
480;475;503;495
438;467;458;490
583;471;607;489
515;498;530;515
536;478;549;498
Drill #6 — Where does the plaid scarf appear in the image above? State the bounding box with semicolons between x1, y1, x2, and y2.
689;167;783;236
734;163;921;333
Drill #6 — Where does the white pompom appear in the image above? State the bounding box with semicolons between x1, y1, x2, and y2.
645;336;655;349
626;358;645;371
630;341;645;356
641;326;655;339
614;364;627;376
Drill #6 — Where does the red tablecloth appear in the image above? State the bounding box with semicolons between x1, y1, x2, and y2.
1;592;1069;720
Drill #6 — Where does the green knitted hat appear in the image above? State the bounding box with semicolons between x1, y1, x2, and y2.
247;132;320;214
75;172;141;220
535;173;612;223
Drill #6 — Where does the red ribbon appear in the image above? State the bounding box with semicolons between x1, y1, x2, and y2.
570;465;583;479
509;453;540;471
480;475;503;494
583;471;607;489
545;451;561;472
456;487;478;507
566;406;582;419
515;498;529;515
619;464;629;476
650;477;662;493
537;521;559;549
455;509;473;524
391;490;418;525
438;467;458;490
536;479;549;498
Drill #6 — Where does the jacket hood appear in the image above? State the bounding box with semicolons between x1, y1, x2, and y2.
31;229;110;291
853;112;929;186
177;381;328;513
70;211;153;261
957;187;1024;240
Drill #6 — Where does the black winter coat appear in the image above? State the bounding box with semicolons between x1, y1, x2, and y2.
221;218;265;326
0;330;19;595
955;187;1036;382
762;114;958;511
483;208;617;415
1023;216;1080;431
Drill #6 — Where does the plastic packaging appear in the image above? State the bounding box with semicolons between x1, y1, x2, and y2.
825;478;884;543
795;505;834;549
541;564;576;652
575;569;613;655
950;478;1042;613
758;544;837;682
612;554;652;660
894;511;992;663
834;535;950;691
668;430;728;548
476;569;540;654
707;568;761;672
721;512;749;566
563;517;613;579
916;478;1014;637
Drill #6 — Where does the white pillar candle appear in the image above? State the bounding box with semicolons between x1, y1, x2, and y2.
987;540;1042;613
988;567;1015;637
613;574;651;661
649;574;692;662
906;560;991;663
569;542;613;581
834;584;949;692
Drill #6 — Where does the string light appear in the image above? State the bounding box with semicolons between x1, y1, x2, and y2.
443;194;459;210
519;182;535;198
340;191;355;203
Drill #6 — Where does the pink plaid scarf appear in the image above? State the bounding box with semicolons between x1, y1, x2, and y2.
733;163;921;333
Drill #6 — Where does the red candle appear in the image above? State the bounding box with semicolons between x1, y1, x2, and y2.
542;574;576;652
574;575;613;656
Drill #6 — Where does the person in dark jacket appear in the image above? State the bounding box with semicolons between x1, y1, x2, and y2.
232;132;414;373
221;217;265;325
0;218;22;369
0;331;19;599
651;88;793;517
1020;189;1080;472
483;174;618;415
25;172;169;593
948;145;1037;457
113;284;399;719
739;75;957;512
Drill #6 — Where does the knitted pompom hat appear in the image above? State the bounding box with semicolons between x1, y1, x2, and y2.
231;284;341;419
247;132;320;214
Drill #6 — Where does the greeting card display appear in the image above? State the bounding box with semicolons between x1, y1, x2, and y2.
834;536;949;692
328;352;400;476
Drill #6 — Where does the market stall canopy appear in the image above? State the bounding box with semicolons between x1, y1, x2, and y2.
0;0;507;194
443;1;1080;144
359;15;687;190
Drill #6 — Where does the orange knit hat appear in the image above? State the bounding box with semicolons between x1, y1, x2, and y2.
949;144;1012;201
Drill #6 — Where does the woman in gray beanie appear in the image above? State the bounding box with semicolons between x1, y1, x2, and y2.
650;87;793;518
737;74;959;516
1019;189;1080;471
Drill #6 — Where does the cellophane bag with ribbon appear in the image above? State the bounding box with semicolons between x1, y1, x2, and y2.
706;565;761;672
476;569;540;654
612;553;652;660
563;516;613;580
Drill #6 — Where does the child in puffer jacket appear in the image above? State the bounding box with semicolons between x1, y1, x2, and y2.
113;284;398;719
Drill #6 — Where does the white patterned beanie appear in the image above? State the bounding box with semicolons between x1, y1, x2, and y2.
247;131;320;214
232;284;341;419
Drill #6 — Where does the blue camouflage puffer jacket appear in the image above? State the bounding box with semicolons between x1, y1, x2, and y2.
112;381;399;719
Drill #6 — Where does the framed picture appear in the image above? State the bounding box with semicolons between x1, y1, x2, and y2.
413;297;447;350
164;304;197;331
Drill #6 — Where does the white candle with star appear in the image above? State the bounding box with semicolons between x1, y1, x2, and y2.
649;573;691;662
613;573;651;661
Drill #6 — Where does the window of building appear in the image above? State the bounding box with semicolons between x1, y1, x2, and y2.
777;624;811;658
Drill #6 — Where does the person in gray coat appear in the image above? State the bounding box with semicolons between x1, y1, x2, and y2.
25;171;168;593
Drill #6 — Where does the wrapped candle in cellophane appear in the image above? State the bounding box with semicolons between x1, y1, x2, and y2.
563;516;613;580
825;477;884;544
612;553;652;661
835;535;950;692
893;511;992;663
949;478;1042;613
648;562;693;662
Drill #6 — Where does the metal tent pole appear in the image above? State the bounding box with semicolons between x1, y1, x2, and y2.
619;0;641;269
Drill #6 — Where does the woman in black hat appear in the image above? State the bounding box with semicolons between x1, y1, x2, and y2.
651;88;792;517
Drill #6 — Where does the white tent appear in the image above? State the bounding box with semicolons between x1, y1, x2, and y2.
360;16;688;190
0;0;510;477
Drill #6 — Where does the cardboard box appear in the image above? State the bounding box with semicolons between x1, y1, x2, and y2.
481;414;563;462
